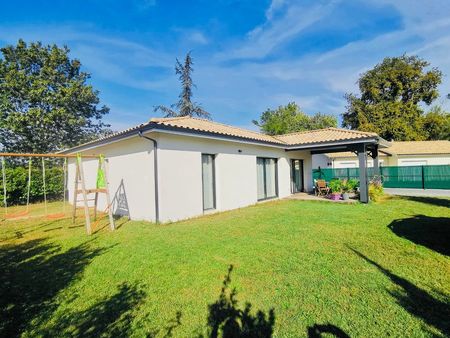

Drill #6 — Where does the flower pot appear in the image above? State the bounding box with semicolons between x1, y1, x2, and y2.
342;192;349;200
330;193;341;201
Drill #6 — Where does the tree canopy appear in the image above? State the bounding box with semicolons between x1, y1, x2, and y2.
253;102;337;135
342;55;446;141
154;52;210;119
422;106;450;140
0;40;110;153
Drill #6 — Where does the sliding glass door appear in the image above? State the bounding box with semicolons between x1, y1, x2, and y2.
291;159;304;193
202;154;215;210
256;157;278;200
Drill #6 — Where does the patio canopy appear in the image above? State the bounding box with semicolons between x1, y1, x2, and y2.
282;129;390;203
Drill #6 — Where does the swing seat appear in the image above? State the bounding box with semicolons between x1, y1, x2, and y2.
4;210;29;219
46;212;66;220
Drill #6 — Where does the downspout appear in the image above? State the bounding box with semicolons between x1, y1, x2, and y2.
138;130;159;223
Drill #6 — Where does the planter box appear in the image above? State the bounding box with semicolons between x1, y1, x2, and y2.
329;193;341;201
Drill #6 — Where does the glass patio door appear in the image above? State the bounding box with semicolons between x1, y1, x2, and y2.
257;157;278;200
291;159;304;193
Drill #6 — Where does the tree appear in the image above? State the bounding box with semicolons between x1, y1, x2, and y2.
0;40;110;153
342;55;442;141
253;102;337;135
422;106;450;140
154;52;210;119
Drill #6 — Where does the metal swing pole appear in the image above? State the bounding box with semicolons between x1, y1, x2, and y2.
63;157;67;214
1;157;7;215
42;158;48;216
26;158;32;213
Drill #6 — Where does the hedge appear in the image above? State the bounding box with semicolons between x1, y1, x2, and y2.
0;166;65;206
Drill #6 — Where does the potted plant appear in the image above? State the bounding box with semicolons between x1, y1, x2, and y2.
341;180;351;200
341;178;358;200
328;179;342;201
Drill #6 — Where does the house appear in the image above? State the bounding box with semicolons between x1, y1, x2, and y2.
62;117;388;223
313;140;450;168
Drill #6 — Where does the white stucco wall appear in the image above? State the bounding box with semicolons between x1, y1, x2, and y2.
68;131;313;223
312;154;330;169
396;155;450;166
330;157;386;168
156;132;312;222
68;137;156;222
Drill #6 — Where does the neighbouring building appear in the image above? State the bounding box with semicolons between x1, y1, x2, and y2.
313;140;450;169
62;117;389;222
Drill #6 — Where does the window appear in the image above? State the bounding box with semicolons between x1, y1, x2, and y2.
256;157;278;200
202;154;216;210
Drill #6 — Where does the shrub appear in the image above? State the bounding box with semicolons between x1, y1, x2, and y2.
347;179;359;192
0;165;64;206
329;179;342;194
341;179;358;193
368;178;384;202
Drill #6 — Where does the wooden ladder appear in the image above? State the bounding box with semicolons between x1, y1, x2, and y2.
71;156;115;235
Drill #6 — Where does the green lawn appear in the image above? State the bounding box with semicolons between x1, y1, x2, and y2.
0;196;449;337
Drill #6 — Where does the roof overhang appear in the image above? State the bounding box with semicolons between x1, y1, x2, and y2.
60;123;287;154
60;122;390;155
59;123;157;154
285;137;389;153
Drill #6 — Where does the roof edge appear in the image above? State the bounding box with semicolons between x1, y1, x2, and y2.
285;136;381;150
60;117;389;154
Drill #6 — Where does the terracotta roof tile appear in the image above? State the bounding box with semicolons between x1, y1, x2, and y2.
63;117;383;152
150;117;283;144
274;127;378;145
384;140;450;155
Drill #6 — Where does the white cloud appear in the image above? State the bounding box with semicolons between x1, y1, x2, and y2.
2;0;450;129
265;0;287;20
221;0;340;60
171;28;209;46
0;25;175;91
188;31;208;45
210;0;450;117
135;0;156;11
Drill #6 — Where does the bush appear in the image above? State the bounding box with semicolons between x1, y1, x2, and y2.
0;165;64;206
329;179;342;194
368;180;384;202
342;178;358;193
347;179;359;192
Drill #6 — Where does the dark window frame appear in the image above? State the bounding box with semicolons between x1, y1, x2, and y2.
201;153;216;211
257;157;279;201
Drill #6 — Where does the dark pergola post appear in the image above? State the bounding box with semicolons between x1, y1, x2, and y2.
357;144;369;203
372;145;380;177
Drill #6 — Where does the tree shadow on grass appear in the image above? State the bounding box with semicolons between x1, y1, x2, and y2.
199;265;275;338
388;214;449;256
398;196;450;208
0;238;107;337
348;246;450;337
39;282;147;337
307;323;350;338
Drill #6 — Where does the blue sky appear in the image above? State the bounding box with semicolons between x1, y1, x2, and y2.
1;0;450;131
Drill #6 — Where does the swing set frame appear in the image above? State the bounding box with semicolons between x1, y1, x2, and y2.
0;152;115;235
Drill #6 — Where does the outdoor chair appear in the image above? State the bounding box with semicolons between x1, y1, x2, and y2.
315;179;330;196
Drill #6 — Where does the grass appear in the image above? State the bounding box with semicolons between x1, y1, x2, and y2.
0;196;449;337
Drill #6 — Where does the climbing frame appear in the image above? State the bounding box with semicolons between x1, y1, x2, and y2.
71;154;115;235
